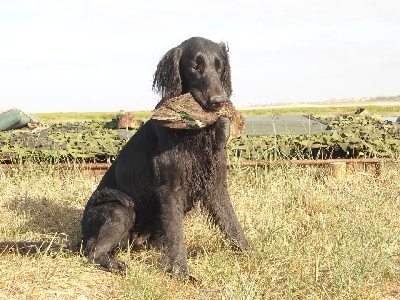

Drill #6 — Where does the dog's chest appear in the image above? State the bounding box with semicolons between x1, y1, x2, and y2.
156;126;226;197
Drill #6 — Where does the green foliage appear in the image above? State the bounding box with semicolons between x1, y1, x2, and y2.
0;121;130;163
1;114;399;163
228;114;400;161
324;114;400;158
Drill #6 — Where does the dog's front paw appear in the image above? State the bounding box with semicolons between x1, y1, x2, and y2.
107;260;127;274
89;255;127;274
159;255;193;280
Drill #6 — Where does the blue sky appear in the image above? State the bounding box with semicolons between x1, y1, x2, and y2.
1;0;399;113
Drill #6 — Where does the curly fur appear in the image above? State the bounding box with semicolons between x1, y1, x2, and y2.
80;37;250;276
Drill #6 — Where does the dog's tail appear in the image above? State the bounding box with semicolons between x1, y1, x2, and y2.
0;241;80;255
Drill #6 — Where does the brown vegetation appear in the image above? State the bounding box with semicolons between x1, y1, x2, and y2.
0;163;399;299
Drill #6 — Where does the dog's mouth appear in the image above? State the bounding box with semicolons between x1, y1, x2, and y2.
189;89;227;112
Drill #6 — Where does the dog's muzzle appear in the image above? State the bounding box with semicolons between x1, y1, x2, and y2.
209;95;227;109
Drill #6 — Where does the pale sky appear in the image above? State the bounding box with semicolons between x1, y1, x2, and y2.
1;0;399;113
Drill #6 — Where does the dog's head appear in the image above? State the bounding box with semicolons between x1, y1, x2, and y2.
153;37;232;111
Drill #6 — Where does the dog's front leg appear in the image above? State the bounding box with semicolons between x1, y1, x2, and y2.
156;188;189;277
204;186;251;252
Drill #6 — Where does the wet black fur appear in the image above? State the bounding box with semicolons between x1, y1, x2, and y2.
81;37;251;276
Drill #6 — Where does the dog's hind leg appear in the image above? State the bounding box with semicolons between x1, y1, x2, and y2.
82;190;135;272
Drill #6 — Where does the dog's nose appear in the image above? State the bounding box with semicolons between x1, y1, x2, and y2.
209;95;226;105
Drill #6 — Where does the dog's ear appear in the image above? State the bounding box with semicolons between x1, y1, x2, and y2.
220;42;232;98
152;47;183;102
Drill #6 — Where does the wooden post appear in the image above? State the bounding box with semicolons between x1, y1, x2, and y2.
330;162;346;180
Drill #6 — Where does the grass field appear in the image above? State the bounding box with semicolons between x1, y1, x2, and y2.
33;100;400;124
239;105;400;118
1;163;399;299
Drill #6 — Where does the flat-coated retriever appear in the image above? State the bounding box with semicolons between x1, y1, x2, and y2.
81;36;251;277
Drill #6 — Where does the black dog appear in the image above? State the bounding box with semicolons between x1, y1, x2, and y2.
81;37;251;277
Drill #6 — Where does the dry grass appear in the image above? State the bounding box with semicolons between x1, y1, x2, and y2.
0;163;399;299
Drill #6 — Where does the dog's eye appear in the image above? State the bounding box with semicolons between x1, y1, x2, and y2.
192;56;204;73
